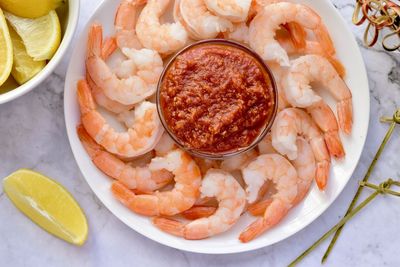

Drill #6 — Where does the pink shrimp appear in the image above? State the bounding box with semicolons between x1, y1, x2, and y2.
249;2;335;66
271;108;331;190
77;79;164;158
77;125;172;193
239;154;298;242
114;0;146;50
284;55;353;134
153;169;246;239
111;149;202;216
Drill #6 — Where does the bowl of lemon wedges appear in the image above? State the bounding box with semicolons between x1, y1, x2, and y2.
0;0;79;104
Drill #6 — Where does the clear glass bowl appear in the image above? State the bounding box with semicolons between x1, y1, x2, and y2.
156;39;278;160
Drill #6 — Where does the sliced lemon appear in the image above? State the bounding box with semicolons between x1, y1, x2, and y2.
3;169;88;246
0;0;65;19
8;26;46;84
0;8;13;87
5;10;61;61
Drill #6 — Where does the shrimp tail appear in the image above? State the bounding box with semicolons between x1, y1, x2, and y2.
327;56;346;78
111;181;159;216
324;131;345;158
247;199;273;216
76;124;102;158
153;217;185;237
87;24;103;59
240;200;289;243
114;0;145;49
181;206;217;220
315;160;330;190
239;218;269;243
314;24;335;56
283;22;306;49
77;80;96;114
338;98;353;135
101;37;117;60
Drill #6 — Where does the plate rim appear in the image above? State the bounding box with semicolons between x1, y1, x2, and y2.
64;0;370;254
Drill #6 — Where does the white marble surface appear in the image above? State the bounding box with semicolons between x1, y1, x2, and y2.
1;0;400;266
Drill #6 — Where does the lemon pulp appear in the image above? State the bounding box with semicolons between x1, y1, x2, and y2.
9;26;45;84
5;10;61;61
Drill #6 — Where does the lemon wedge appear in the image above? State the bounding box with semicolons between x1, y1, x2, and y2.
3;169;88;246
0;9;13;87
5;10;61;61
0;0;65;19
8;26;46;84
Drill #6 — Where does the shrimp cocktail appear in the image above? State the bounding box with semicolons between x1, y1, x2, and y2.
76;0;353;243
157;40;277;159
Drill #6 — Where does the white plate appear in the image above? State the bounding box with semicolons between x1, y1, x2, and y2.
64;0;370;254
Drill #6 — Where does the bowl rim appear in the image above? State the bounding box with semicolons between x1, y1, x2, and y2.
156;39;279;160
0;0;80;104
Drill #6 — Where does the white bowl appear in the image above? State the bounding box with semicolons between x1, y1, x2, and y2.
64;0;370;254
0;0;80;104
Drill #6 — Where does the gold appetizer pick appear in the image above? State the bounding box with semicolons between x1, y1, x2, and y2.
289;178;400;267
321;108;400;262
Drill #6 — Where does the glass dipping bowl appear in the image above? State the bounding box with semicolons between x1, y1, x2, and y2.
156;39;278;160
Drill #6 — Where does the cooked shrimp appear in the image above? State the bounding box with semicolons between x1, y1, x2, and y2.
271;108;331;190
284;55;353;134
181;206;217;220
111;149;202;216
277;34;346;78
249;2;335;66
239;154;298;242
252;0;307;48
77;79;164;158
86;71;133;114
220;149;258;172
85;38;134;114
248;138;315;215
154;133;177;157
225;22;249;44
258;133;277;154
86;24;163;105
114;0;146;50
153;169;246;239
194;157;220;176
269;62;290;111
241;154;297;204
77;125;172;193
136;0;188;55
291;138;316;204
175;0;232;40
307;100;345;158
204;0;252;22
269;62;345;157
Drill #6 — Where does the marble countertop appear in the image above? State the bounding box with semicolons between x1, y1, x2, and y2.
1;0;400;266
